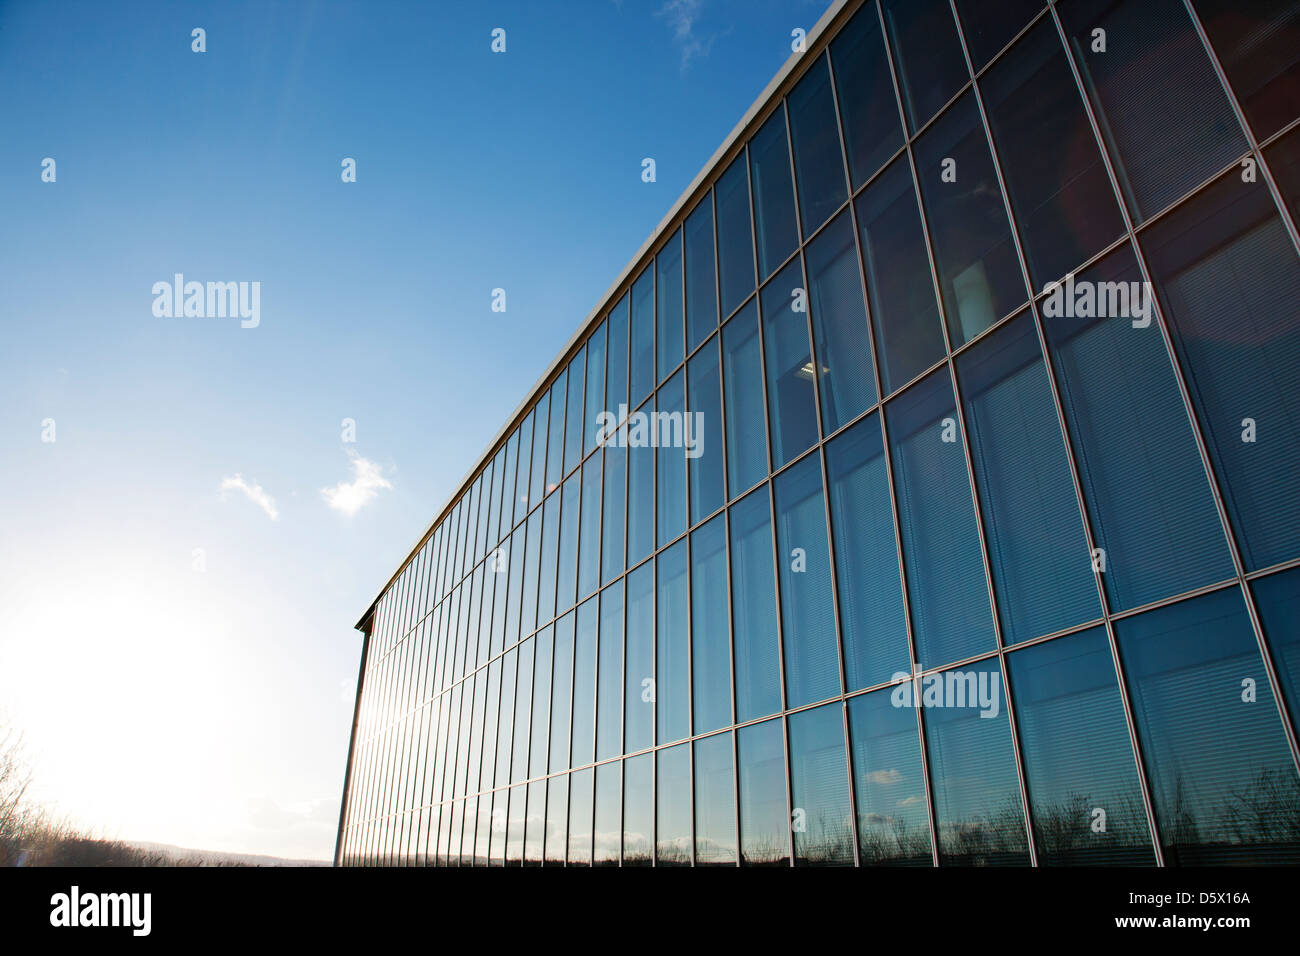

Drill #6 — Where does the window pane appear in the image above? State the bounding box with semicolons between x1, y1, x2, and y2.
716;154;756;318
774;454;841;708
856;157;946;395
687;336;724;523
593;762;620;866
1252;568;1300;743
691;514;732;734
572;598;597;768
529;626;553;780
606;292;630;423
788;703;854;866
596;581;624;762
924;660;1030;865
624;562;655;753
630;267;655;406
685;198;718;352
1268;126;1300;227
883;0;968;132
761;258;819;467
514;410;534;521
511;638;534;784
1195;0;1300;139
1057;0;1247;222
657;229;684;382
831;0;903;188
524;780;545;865
556;471;580;615
886;369;996;667
1141;171;1300;572
692;733;736;867
563;347;585;476
499;431;518;539
656;538;690;744
549;614;574;773
749;106;799;280
505;786;525;864
1116;588;1300;863
957;312;1101;643
807;210;876;434
1042;246;1234;611
914;92;1026;346
583;322;607;457
788;55;848;235
530;390;550;505
847;689;933;865
1007;628;1155;865
825;414;909;691
600;443;626;585
545;775;568;865
496;647;517;787
656;370;688;546
721;300;769;497
953;0;1043;69
578;455;602;600
545;373;566;495
981;19;1125;289
730;486;783;722
568;766;594;866
627;396;654;567
520;509;541;637
656;743;692;866
738;718;790;866
622;753;653;865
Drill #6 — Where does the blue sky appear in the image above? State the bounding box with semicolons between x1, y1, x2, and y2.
0;0;826;859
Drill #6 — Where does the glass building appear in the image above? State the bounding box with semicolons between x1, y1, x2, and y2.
335;0;1300;866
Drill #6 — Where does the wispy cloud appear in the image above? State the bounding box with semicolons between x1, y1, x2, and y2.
656;0;715;69
219;474;279;521
321;451;391;516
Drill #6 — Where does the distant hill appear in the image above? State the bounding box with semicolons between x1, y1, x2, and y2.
128;841;330;867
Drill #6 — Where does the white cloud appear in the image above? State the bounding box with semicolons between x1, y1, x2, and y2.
219;474;279;521
656;0;714;69
321;452;391;516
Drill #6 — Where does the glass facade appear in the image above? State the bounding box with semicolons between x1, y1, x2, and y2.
337;0;1300;866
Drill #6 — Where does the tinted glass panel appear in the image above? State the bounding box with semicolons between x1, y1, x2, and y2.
687;336;725;524
545;374;566;494
511;639;534;783
577;456;601;600
622;753;653;866
563;348;585;476
691;515;732;734
583;322;607;457
738;719;790;866
1116;588;1300;863
600;443;626;585
847;689;933;865
730;487;782;722
914;93;1026;346
883;0;968;132
593;762;620;866
806;211;876;434
529;627;553;780
1251;568;1300;741
655;371;688;546
545;776;568;864
923;660;1031;865
695;732;737;865
685;198;718;352
831;0;903;188
749;107;799;280
1141;171;1300;572
624;562;655;753
556;472;580;614
825;414;909;690
1007;628;1155;865
761;258;819;467
630;268;655;406
524;780;545;865
774;454;841;708
530;390;550;505
571;598;597;768
656;743;692;865
1057;0;1247;222
626;397;655;567
982;20;1125;289
1042;247;1234;610
596;581;624;762
716;154;756;319
886;369;996;667
606;293;630;424
788;55;848;235
954;0;1042;69
657;230;684;382
1194;0;1300;139
568;766;593;865
721;300;769;496
789;703;854;865
856;157;946;395
957;312;1101;643
657;538;690;744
